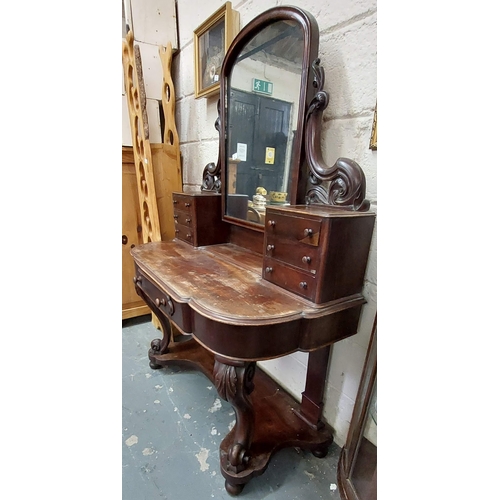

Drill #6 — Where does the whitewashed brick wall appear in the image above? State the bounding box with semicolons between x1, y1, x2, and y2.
122;0;179;146
173;0;377;447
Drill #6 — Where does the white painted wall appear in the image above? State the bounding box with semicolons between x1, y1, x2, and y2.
173;0;377;447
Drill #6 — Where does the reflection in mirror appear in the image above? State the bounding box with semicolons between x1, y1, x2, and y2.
225;20;304;224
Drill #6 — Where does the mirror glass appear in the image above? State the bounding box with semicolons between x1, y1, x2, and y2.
225;20;304;225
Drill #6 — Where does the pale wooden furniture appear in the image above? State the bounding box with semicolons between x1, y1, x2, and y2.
122;146;150;319
122;30;182;319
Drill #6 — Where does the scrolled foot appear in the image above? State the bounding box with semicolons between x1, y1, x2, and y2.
225;480;244;496
149;359;162;370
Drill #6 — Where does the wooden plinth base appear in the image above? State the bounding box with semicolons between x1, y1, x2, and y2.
149;338;333;494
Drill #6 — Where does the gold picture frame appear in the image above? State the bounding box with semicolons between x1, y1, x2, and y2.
369;103;377;150
194;2;239;99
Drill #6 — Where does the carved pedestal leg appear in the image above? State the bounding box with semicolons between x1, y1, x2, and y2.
214;356;256;495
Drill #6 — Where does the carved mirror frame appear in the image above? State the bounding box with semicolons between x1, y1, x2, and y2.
202;6;370;232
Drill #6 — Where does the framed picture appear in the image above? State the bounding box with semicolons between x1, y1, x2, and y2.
194;2;239;99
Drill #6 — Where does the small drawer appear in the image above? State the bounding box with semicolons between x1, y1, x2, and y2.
262;257;317;301
265;212;322;246
174;224;195;245
264;236;320;273
172;193;194;214
174;211;194;227
134;270;192;332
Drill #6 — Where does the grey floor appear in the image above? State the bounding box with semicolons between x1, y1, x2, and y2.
123;314;343;500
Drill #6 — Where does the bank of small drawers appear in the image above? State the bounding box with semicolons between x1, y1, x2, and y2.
172;192;229;247
262;205;375;304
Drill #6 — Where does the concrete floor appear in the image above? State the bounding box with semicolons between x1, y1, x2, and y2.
123;314;343;500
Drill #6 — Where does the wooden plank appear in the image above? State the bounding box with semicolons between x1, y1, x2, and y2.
122;30;162;244
151;143;182;240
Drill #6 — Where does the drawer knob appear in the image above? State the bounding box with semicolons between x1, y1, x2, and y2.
173;200;178;204
185;202;191;207
265;266;273;274
299;281;308;289
166;297;175;316
154;296;175;316
266;244;275;253
175;229;179;234
173;214;178;219
187;233;192;239
186;218;192;224
133;275;142;284
304;228;313;237
122;234;128;245
268;220;276;227
302;256;311;264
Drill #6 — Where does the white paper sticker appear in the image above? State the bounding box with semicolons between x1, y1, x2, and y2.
237;143;247;161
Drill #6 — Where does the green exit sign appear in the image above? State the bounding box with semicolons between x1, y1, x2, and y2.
252;78;273;95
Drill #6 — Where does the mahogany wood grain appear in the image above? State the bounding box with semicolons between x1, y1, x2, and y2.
147;337;332;492
132;241;366;360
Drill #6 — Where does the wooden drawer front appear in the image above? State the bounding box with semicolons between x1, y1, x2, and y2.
174;224;195;245
264;236;320;273
135;271;192;333
262;257;317;301
266;212;322;246
172;193;194;215
174;211;195;228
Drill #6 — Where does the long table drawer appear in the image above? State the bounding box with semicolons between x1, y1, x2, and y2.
134;268;192;333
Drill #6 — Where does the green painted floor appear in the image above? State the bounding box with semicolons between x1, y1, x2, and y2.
122;315;343;500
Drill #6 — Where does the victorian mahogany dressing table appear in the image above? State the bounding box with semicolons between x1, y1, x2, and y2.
131;7;375;495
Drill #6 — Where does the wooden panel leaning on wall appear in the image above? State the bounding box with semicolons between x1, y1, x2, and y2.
122;31;182;320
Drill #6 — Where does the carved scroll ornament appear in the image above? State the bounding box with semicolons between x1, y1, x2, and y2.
304;59;370;211
202;100;222;193
214;358;256;472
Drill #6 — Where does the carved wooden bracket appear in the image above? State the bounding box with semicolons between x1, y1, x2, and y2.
304;59;370;211
214;358;256;472
202;100;223;193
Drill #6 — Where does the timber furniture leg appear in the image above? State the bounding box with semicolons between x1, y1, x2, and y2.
294;345;332;457
214;356;256;495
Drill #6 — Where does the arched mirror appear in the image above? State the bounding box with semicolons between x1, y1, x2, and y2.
202;7;320;229
201;6;369;236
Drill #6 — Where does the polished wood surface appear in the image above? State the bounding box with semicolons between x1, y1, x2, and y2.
132;240;365;359
263;205;375;303
172;192;229;246
130;5;375;494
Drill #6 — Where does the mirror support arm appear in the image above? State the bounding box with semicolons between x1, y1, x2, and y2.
305;60;370;212
202;100;222;193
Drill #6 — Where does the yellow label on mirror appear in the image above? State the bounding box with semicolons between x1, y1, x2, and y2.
265;147;275;164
